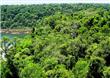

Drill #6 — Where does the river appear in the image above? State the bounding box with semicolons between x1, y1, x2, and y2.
0;33;29;39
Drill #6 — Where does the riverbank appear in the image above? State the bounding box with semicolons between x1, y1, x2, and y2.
0;29;32;34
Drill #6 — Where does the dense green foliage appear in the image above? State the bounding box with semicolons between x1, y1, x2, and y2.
1;4;110;29
1;4;110;78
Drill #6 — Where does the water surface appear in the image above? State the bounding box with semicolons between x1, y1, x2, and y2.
0;33;28;39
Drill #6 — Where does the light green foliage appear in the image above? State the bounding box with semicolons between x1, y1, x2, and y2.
42;57;58;71
45;65;75;78
74;59;89;78
20;63;45;78
103;67;110;78
1;4;110;78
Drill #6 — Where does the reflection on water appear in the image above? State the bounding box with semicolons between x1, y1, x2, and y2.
0;33;28;39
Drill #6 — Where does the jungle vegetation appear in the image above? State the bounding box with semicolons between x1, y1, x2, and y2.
0;4;110;78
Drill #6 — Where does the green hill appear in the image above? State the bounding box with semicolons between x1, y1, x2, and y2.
1;4;110;78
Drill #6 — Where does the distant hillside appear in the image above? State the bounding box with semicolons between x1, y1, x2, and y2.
1;4;110;29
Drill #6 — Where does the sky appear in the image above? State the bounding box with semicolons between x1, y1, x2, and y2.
1;0;110;5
